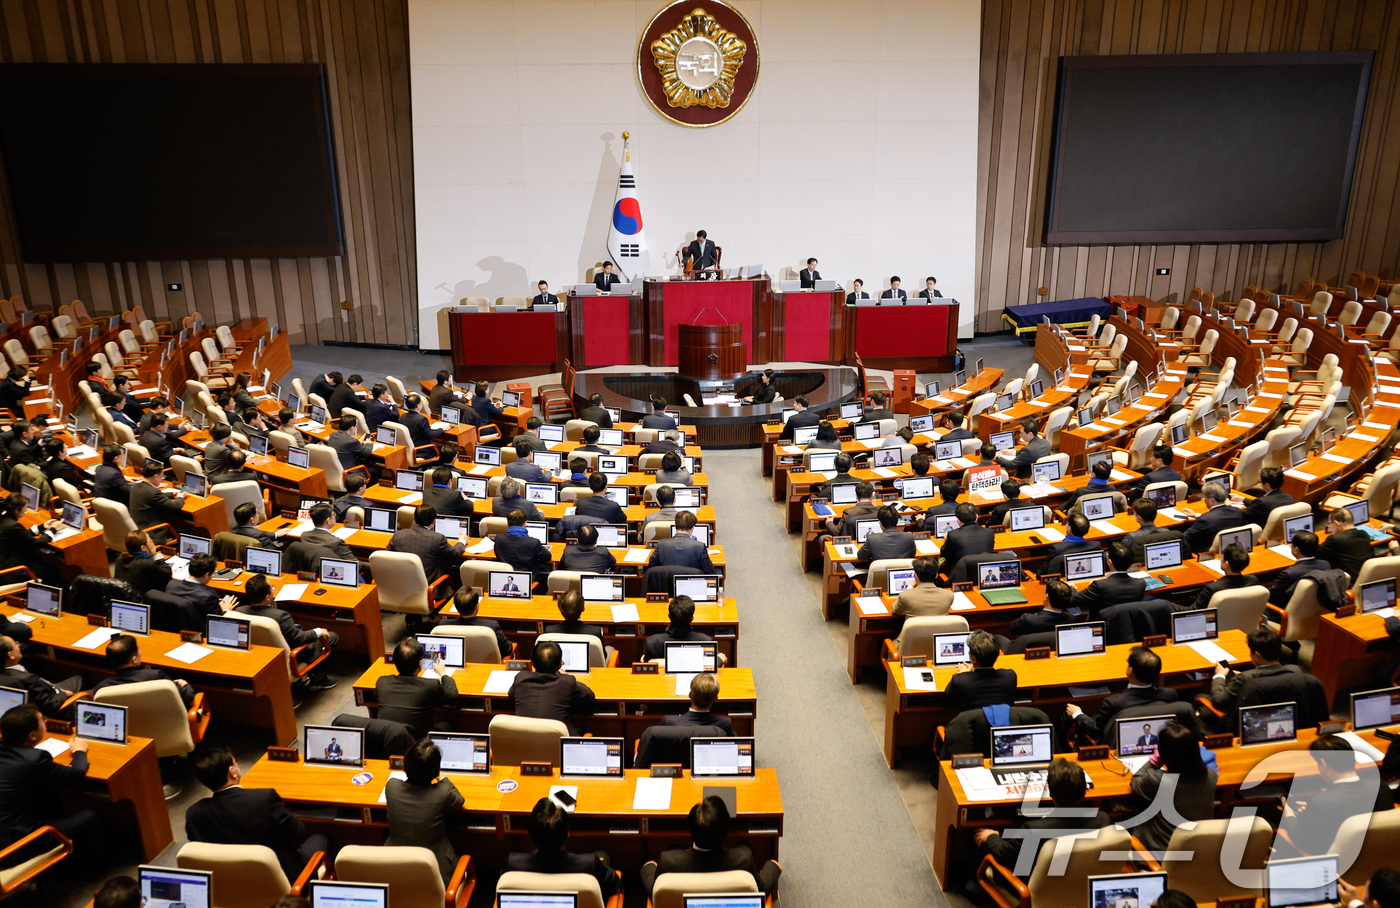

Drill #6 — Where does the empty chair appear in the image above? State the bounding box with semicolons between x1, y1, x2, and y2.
490;714;568;766
0;824;71;897
50;314;75;339
884;616;970;662
1363;309;1391;338
1277;328;1314;366
537;632;609;668
1310;289;1334;317
460;559;513;591
28;325;51;353
176;842;315;908
334;845;474;908
1339;299;1363;326
1264;578;1327;667
1179;329;1218;367
1253;308;1278;334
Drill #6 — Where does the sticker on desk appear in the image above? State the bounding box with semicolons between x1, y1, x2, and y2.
276;583;310;602
496;779;518;794
611;603;640;622
352;771;374;786
903;666;939;692
855;596;887;616
483;670;518;694
951;592;976;612
165;642;213;664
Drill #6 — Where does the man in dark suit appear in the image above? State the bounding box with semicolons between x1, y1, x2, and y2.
5;420;39;467
232;501;287;550
855;505;915;567
1040;514;1101;577
91;634;196;708
505;798;621;898
1064;646;1185;743
880;276;907;301
640;795;781;897
579;393;613;428
507;641;597;735
561;457;594;490
643;595;725;664
494;508;552;582
129;461;185;540
574;426;608;454
327;373;367;416
427;371;461;416
938;412;976;443
137;398;191;440
846;278;869;304
1279;736;1396;857
400;393;444;447
327;415;376;475
376;637;458;735
93;444;132;506
1319;506;1376;582
648;511;715;573
859;391;894;425
1129;444;1183;500
799;257;821;288
301;503;356;563
685;230;717;271
1008;579;1081;638
235;574;338;688
939;504;994;575
389;505;467;582
113;530;174;597
990;480;1033;527
0;637;80;718
423;467;470;518
1070;541;1146;616
437;589;511;658
0;704;99;859
308;372;337;402
1190;543;1261;611
1268;530;1331;607
139;413;181;465
575;473;625;523
1241;466;1294;527
594;261;623;291
640;398;677;431
366;384;399;433
1136;726;1159;747
918;276;943;299
971;759;1110;881
492;478;544;522
202;423;235;479
777;394;819;441
644;430;683;456
505;441;550;482
333;473;374;522
167;554;237;618
923;480;963;520
1209;627;1330;732
186;746;328;881
995;418;1051;480
660;672;734;734
823;480;878;537
541;590;608;650
943;631;1018;713
1183;480;1246;554
530;280;557;309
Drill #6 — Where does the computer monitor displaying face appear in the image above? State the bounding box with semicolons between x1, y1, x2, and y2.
990;725;1053;767
1115;717;1175;757
320;558;358;587
1063;550;1106;580
1218;527;1253;552
1079;495;1114;521
1240;701;1297;746
977;560;1020;590
932;632;971;666
933;514;960;539
304;724;364;766
853;518;880;543
1088;873;1167;908
935;440;961;460
488;571;530;599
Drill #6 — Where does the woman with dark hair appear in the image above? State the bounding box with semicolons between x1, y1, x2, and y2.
1129;721;1217;855
808;420;843;451
232;371;259;413
0;365;31;419
0;491;60;582
384;737;465;883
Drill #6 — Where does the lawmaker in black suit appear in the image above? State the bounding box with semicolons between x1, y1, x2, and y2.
1278;736;1397;857
128;461;185;540
648;511;715;573
333;474;373;522
91;634;195;708
328;415;376;473
855;505;915;567
203;424;234;479
366;384;399;432
1319;506;1376;582
1241;466;1294;527
643;595;726;664
640;796;780;897
423;467;470;517
777;395;819;441
187;747;327;881
880;276;907;301
113;530;174;598
492;478;544;523
971;759;1110;881
494;508;552;581
299;503;357;564
232;501;287;550
506;798;621;898
436;588;511;658
0;636;80;718
640;397;678;430
139;414;180;465
327;373;367;416
685;230;718;271
943;631;1018;713
574;473;626;523
543;590;608;652
918;276;943;299
594;261;622;291
939;503;994;575
531;280;556;309
507;640;597;735
389;505;468;581
1070;541;1146;616
578;393;613;428
385;738;467;883
1182;481;1245;554
166;553;238;618
858;390;894;425
1191;543;1260;611
1008;579;1080;638
846;278;870;304
938;411;976;443
400;393;443;447
1039;514;1100;577
799;257;820;288
235;574;337;687
5;420;39;467
1268;530;1331;607
1129;444;1183;500
0;704;99;860
1064;646;1187;743
0;366;30;419
1208;628;1330;732
376;638;458;736
93;444;132;506
661;672;735;735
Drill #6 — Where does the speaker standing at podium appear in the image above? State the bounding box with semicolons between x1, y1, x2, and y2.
686;230;718;271
846;278;870;304
594;262;622;292
800;258;821;288
919;276;943;299
532;280;555;308
881;276;907;301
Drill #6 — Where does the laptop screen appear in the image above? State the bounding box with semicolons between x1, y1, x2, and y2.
501;390;521;408
1079;495;1115;521
840;402;862;420
1056;621;1106;657
435;516;469;538
1289;443;1308;467
457;476;489;499
245;547;282;576
206;615;251;650
664;640;718;673
1266;855;1339;908
990;724;1053;768
416;634;466;669
428;732;490;774
580;575;624;602
76;701;127;743
287;446;310;469
374;427;395;447
933;514;960;539
598;428;624;446
954;369;966;386
1171;608;1217;643
535;451;562;473
853;422;880;441
1032;460;1061;482
1078;405;1096;426
1352;686;1400;731
1170;423;1189;445
306;881;389;908
475;445;502;466
1116;716;1176;757
140;866;212;908
1085;450;1114;475
829;483;858;505
365;507;397;533
488;571;531;599
1283;514;1313;542
440;405;462;426
19;482;38;511
320;558;358;588
976;560;1020;590
525;483;558;505
853;518;880;543
691;737;755;777
807;452;837;473
534;424;564;444
674;574;720;602
995;392;1015;411
304;724;364;767
594;524;627;548
1346;499;1370;526
932;632;971;666
1240;701;1298;745
1218;526;1253;552
1089;873;1167;908
308;405;327;425
935;440;961;460
0;686;24;713
1144;540;1184;570
1360;578;1396;614
602;487;629;506
910;415;934;433
525;521;550;544
672;487;702;507
110;601;150;636
182;471;207;497
1008;507;1044;531
901;476;934;500
560;736;624;777
1063;550;1106;581
792;426;819;445
25;582;61;616
682;896;763;908
248;434;271;456
395;469;423;491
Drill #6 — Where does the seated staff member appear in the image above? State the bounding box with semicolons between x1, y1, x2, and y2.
945;630;1016;714
1064;645;1188;743
938;411;976;443
378;636;459;737
815;452;859;501
543;590;606;650
1241;466;1293;527
300;503;356;562
366;383;399;432
513;417;548;453
0;365;30;419
1268;529;1329;606
0;704;99;861
799;258;821;287
560;458;591;490
202;423;235;478
1061;458;1113;513
209;448;255;487
846;279;869;304
574;426;608;454
558;524;616;574
128;462;185;544
643;595;727;665
923;480;962;520
855;505;915;567
427;371;462;416
859;392;894;425
507;640;596;736
186;747;329;882
686;230;717;271
972;758;1109;879
1277;736;1396;858
389;504;467;582
94;877;141;908
235;574;338;691
333;473;373;521
530;280;555;308
436;588;510;658
505;440;549;482
1182;480;1244;554
918;276;942;299
327;415;378;478
423;466;470;517
989;480;1032;526
505;798;621;899
167;553;240;617
880;276;907;301
470;382;505;426
994;419;1049;480
1189;543;1259;611
92;634;196;708
644;429;683;455
1070;541;1144;616
1339;868;1400;908
643;484;680;529
894;557;953;617
649;510;715;573
1319;505;1376;582
961;442;1008;492
1129;445;1182;500
743;369;777;404
400;393;443;447
640;796;781;898
328;373;368;416
0;491;63;585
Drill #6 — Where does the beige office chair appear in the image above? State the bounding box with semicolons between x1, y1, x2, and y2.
1163;816;1271;901
885;616;970;662
0;825;71;898
291;377;308;402
268;429;296;459
497;871;615;908
545;570;591;595
642;520;675;543
208;480;265;526
1263;578;1325;668
244;613;330;684
1351;556;1400;601
216;324;243;355
560;488;594;503
638;453;668;472
307;443;358;494
190;351;231;388
490;714;568;766
565;419;598;441
1277;328;1314;367
342;407;370;435
385;375;409;405
1329;809;1400;885
537;632;609;668
652;871;759;908
478;516;508;537
1042;408;1072;449
334;845;474;908
1260;501;1312;543
368;551;449;616
977;825;1154;908
50;314;75;340
121;441;150;471
428;625;504;663
1208;585;1269;636
176;841;313;908
1309;290;1334;317
92;498;167;553
460;560;513;591
169;454;201;486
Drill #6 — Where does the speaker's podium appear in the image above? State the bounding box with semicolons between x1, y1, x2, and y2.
678;323;746;379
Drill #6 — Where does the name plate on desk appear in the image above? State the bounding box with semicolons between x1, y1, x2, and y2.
951;754;984;769
952;582;974;593
1142;634;1167;649
1024;646;1051;661
647;592;668;602
1318;720;1347;736
535;304;559;312
632;662;659;675
47;719;73;736
1217;897;1255;908
1077;745;1110;762
520;761;553;777
389;755;405;770
180;631;204;644
902;656;928;667
267;746;299;763
1336;604;1357;618
650;764;682;777
87;613;107;627
1204;733;1235;750
506;660;530;671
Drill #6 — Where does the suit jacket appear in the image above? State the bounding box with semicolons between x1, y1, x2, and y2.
492;495;543;522
641;844;780;896
643;628;715;662
505;849;620;899
777;409;820;441
939;524;995;573
880;288;908;301
93;463;130;506
388;525;465;580
686;239;717;270
233;524;280;550
114;553;173;596
506;670;596;735
236;603;318;649
308;375;336;401
328;382;366;416
749;383;777;404
1319;527;1375;581
1241;489;1294;528
1191;573;1260;611
1210;663;1331;730
648;534;714;573
799;268;820;288
333;493;372;521
375;673;459;736
1040;539;1102;577
1182;504;1246;554
1071;573;1148;616
1130;467;1184;499
202;440;232;478
530;293;556;308
0;667;70;717
471;395;504;423
139;428;176;465
513;432;547;452
209;468;254;487
423;484;471;517
644;439;682;456
426;384;460;417
92;664;194;708
543;619;606;651
438;615;511;659
166;578;223;617
594;272;622;290
301;527;356;562
860;407;895;425
660;710;734;734
846;291;870;304
401;411;443;447
1130;764;1218;854
654;468;692;486
505;460;548;483
918;288;944;299
0;378;29;418
1268;556;1331;606
558;544;616;575
1008;607;1080;638
1072;685;1180;741
940;428;977;444
128;482;183;531
833;501;879;539
856;529;916;567
979;810;1111;877
5;438;38;466
893;583;953;617
0;744;89;842
327;430;374;471
944;666;1018;713
385;778;465;882
574;496;625;523
578;405;613;428
367;399;399;432
998;435;1051;478
494;532;552;575
1284;776;1395;856
185;786;311;881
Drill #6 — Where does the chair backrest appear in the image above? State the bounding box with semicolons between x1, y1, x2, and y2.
642;520;675;543
243;613;296;679
1127;423;1162;468
383;421;416;465
121;441;150;471
1328;808;1400;886
1164;816;1272;900
140;319;159;344
29;325;51;352
93;679;194;758
292;377;308;402
1160;307;1179;331
118;328;140;354
213;531;254;564
1043;407;1072;448
209;480;265;525
426;624;502;663
1233;440;1269;492
307;444;345;492
385;375;408;404
268;430;295;458
1340;300;1363;325
1351;555;1400;600
479;515;508;537
1209;584;1269;635
105;341;126;366
546;570;589;594
1236;298;1256;324
367;551;431;614
496;872;604;908
176;842;290;908
1028;825;1135;908
1358;463;1400;521
1292;327;1314;353
638;453;667;472
51;478;83;509
335;845;445;908
4;338;28;366
460;559;514;590
1365;310;1392;336
489;714;568;766
217;324;238;351
564;418;597;441
538;632;606;667
1263;427;1301;469
51;314;75;339
1310;289;1333;315
1181;314;1201;341
651;871;758;908
1085;313;1102;336
1279;578;1327;643
893;615;970;658
92;498;139;552
1261;501;1312;543
1254;308;1278;333
189;350;210;377
865;558;914;593
170;454;200;485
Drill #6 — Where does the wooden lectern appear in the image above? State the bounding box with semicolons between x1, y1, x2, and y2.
678;323;746;379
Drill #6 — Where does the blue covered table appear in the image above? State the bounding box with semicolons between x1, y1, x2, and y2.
1002;297;1112;336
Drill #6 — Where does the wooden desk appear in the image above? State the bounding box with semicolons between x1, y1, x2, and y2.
2;604;297;744
352;664;756;750
208;568;384;659
908;369;1007;422
19;512;107;581
240;757;783;869
45;732;172;861
882;629;1255;767
1312;611;1399;705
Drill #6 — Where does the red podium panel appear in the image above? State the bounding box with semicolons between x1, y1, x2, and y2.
777;290;845;362
852;303;958;370
644;279;771;367
448;309;566;381
580;296;631;366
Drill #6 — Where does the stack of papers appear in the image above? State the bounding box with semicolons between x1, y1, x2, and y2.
610;603;640;622
1323;452;1352;464
1088;519;1120;535
1034;527;1065;542
633;777;673;810
915;539;939;556
1022;481;1062;498
903;666;939;691
1186;638;1237;664
468;464;492;475
979;491;1006;502
35;739;69;757
276;583;310;601
1268;544;1297;562
332;526;357;540
399;492;423;505
950;592;976;611
1197;559;1224;576
73;627;119;650
1200;433;1228;443
166;642;213;664
483;670;518;693
855;596;887;616
465;539;494;554
871;467;898;478
781;445;803;455
623;548;651;564
1109;470;1134;482
951;457;978;469
1284;469;1317;481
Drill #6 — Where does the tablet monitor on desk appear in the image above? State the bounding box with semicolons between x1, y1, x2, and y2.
580;575;624;603
691;737;755;777
525;483;559;505
995;392;1015;411
525;521;550;544
853;518;880;543
1346;499;1370;526
535;423;564;444
308;404;328;426
556;640;591;673
909;415;934;433
1104;396;1122;417
1144;540;1184;571
245;547;282;577
206;614;251;650
287;393;301;413
1063;550;1106;581
602;487;629;507
1056;621;1105;658
829;483;858;505
934;440;962;461
664;640;718;673
475;446;502;466
1203;471;1232;494
692;523;711;547
440;405;462;426
932;632;971;666
674;574;720;602
18;482;38;512
933;514;960;538
109;600;150;636
1241;701;1298;746
1077;405;1096;426
246;433;269;457
0;686;23;713
872;447;902;467
1199;409;1218;433
976;559;1021;590
990;724;1053;768
488;570;531;599
305;881;389;908
1085;450;1114;475
1351;686;1400;731
24;581;60;617
840;402;863;420
953;369;967;387
598;428;624;446
76;700;127;744
364;507;397;533
807;452;837;473
1265;854;1339;908
792;426;818;445
597;455;626;475
560;736;623;777
416;634;465;669
854;422;880;441
1283;513;1313;542
988;431;1015;451
672;487;701;508
182;471;207;497
1079;495;1115;521
1088;872;1167;908
395;469;423;491
683;896;762;908
502;390;522;409
1115;716;1175;757
779;408;794;424
1032;460;1062;483
534;451;562;473
1145;485;1176;508
1171;608;1217;643
287;446;310;469
1218;526;1253;552
1360;578;1396;614
901;476;934;500
320;558;358;588
975;358;984;375
1008;507;1044;532
886;568;915;594
428;732;490;774
593;524;627;548
1289;443;1308;468
140;865;212;908
304;723;364;767
457;476;488;499
375;427;395;447
60;500;85;531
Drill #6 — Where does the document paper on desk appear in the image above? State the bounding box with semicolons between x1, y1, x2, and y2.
276;583;309;602
872;467;898;478
377;771;408;804
955;766;999;801
1197;559;1224;576
611;603;640;622
1186;639;1239;664
1089;520;1120;535
903;666;939;691
1268;544;1297;562
624;548;651;564
73;627;119;650
483;670;518;694
35;738;69;757
165;642;213;664
855;596;887;616
465;539;495;555
676;673;697;696
951;592;976;611
469;464;492;475
633;777;673;810
915;539;939;556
